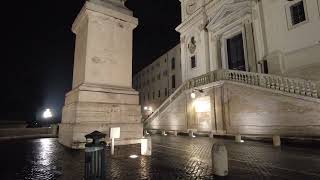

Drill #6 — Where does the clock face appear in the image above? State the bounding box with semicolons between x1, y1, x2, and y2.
186;0;197;15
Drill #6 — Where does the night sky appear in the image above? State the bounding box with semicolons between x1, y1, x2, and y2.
1;0;181;122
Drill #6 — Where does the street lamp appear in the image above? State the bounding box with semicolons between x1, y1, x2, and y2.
190;89;204;99
42;108;53;127
43;109;53;119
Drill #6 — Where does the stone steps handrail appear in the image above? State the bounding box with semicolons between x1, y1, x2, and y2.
144;82;188;123
144;69;319;125
220;70;319;99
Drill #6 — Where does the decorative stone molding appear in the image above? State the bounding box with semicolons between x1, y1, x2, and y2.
198;23;207;31
180;36;186;43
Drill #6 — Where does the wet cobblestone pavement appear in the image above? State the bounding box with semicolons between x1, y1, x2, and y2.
1;135;320;179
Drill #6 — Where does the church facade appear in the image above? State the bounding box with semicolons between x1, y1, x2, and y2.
176;0;320;82
145;0;320;138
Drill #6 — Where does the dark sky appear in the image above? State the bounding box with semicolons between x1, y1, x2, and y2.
1;0;181;122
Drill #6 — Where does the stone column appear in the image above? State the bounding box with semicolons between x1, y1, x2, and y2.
214;87;225;134
244;21;257;72
210;34;221;71
59;0;143;149
180;36;187;83
273;135;281;147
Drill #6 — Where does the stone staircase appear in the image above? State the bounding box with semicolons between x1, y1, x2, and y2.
144;70;320;137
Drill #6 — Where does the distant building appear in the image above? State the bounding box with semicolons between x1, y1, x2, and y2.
133;44;182;118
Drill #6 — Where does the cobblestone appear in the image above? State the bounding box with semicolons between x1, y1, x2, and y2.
0;135;320;179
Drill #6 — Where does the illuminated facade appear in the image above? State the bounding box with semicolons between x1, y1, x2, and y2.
145;0;320;137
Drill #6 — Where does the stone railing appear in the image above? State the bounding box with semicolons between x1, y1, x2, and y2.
145;82;189;123
220;70;319;99
187;71;216;89
145;69;319;125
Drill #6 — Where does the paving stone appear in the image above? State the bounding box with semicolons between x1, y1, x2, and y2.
0;136;320;179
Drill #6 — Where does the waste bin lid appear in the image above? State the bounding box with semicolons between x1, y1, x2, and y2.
85;131;106;140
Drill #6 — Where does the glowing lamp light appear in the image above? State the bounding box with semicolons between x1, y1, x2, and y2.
43;109;53;119
144;106;148;111
129;154;139;159
148;107;153;112
190;92;196;99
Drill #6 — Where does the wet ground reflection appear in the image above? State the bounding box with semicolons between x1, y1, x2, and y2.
0;136;320;179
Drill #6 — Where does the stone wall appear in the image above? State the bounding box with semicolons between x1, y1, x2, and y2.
148;92;187;131
223;82;320;136
0;127;57;139
146;81;320;137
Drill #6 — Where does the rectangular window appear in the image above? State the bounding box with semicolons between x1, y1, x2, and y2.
191;56;196;69
157;73;161;80
158;90;161;98
290;1;306;25
171;58;175;70
153;91;155;100
172;75;176;89
165;88;168;96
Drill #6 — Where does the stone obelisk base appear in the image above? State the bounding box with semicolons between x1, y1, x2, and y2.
58;84;143;149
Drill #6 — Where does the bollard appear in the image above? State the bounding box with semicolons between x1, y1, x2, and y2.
209;131;214;138
84;131;106;180
141;137;152;156
161;130;167;136
144;130;150;136
273;135;281;147
212;143;228;176
189;130;195;138
235;135;243;143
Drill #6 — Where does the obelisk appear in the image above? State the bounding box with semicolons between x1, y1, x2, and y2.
59;0;143;149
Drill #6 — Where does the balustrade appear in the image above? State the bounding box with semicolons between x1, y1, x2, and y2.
222;70;319;99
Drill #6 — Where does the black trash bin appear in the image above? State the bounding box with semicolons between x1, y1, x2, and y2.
84;131;106;180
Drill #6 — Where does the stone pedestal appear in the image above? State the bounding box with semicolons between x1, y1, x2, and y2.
58;0;143;149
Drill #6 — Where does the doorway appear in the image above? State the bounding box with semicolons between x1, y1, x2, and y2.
227;33;246;71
